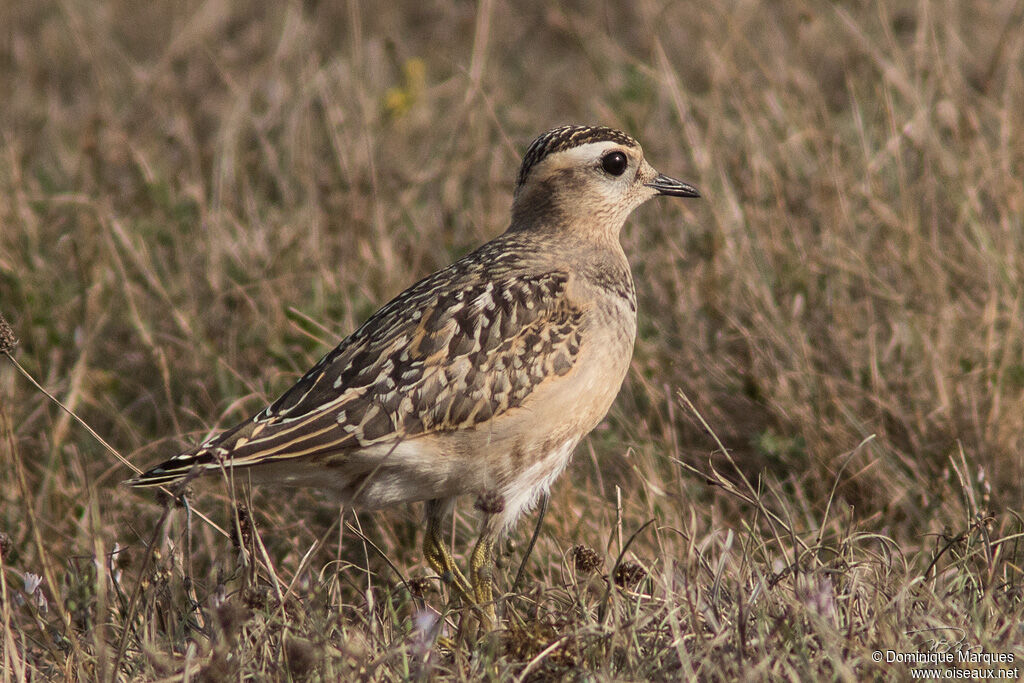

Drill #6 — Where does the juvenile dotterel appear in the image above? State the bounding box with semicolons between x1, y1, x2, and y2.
128;124;699;623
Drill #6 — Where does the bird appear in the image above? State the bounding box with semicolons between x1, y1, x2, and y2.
127;124;699;625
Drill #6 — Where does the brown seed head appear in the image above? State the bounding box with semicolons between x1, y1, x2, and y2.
570;544;602;574
407;577;432;599
0;313;17;355
613;560;647;589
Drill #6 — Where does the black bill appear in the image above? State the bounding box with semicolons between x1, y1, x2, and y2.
646;174;701;198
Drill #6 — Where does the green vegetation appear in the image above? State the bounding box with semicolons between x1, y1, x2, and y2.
2;1;1023;679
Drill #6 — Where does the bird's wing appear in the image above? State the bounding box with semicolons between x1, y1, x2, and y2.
127;259;584;487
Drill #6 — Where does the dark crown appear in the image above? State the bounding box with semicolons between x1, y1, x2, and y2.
516;125;638;191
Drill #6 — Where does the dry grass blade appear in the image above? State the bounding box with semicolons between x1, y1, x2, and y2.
1;320;138;475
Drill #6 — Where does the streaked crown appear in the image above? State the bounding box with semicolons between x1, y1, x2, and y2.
516;125;639;192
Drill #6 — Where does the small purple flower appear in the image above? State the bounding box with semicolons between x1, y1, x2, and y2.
23;572;47;612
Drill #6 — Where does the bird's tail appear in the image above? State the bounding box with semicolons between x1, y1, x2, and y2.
124;448;221;488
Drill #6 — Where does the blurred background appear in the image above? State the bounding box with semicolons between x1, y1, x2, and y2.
1;0;1022;678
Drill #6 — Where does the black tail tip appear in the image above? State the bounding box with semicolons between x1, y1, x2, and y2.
123;466;183;488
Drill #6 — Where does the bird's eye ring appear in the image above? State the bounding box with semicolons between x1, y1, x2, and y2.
601;151;628;176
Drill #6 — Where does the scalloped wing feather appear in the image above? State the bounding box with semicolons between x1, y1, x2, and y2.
127;242;584;487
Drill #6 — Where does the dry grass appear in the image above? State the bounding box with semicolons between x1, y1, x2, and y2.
2;0;1024;679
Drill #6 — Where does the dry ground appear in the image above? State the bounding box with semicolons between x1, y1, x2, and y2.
2;0;1024;680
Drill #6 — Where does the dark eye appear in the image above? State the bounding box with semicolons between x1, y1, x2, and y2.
601;151;628;176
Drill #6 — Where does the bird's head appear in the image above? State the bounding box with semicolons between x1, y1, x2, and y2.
510;125;699;238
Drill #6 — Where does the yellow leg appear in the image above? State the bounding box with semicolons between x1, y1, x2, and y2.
424;510;474;604
470;533;496;627
423;498;501;632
